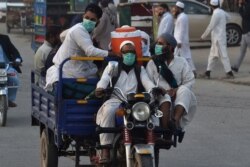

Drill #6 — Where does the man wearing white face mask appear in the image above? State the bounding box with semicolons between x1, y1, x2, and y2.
45;4;115;95
95;40;157;163
146;33;197;146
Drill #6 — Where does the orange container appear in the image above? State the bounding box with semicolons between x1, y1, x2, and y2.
111;26;142;58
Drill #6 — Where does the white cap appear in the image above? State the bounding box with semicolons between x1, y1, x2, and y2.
176;1;184;8
210;0;219;6
121;25;131;28
120;40;135;50
140;30;149;40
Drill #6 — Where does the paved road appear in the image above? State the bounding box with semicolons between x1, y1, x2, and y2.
0;23;250;167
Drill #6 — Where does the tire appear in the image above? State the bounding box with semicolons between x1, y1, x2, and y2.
134;153;153;167
154;149;160;167
40;130;58;167
111;134;126;167
0;95;8;127
226;24;242;46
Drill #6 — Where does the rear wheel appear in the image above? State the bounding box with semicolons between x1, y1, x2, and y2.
226;24;242;46
0;95;8;127
134;153;153;167
40;130;58;167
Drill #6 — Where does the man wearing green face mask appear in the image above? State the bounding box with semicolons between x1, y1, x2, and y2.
95;40;159;163
45;4;116;96
146;33;197;146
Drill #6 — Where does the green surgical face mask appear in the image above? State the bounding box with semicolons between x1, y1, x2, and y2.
122;53;136;66
82;18;96;32
155;44;163;55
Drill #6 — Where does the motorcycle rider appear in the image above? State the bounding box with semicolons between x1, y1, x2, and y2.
0;34;22;107
146;33;197;142
95;40;170;163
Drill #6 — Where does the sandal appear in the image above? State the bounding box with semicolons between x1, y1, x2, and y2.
99;148;110;164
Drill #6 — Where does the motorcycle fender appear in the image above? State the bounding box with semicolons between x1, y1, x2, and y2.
0;88;7;95
133;144;154;155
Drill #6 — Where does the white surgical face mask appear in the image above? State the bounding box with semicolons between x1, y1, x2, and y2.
82;18;96;33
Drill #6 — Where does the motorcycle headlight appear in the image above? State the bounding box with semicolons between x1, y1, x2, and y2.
132;102;150;121
0;69;6;76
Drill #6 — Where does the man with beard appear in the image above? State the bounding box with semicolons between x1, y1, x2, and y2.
200;0;234;79
146;32;197;143
95;40;161;163
172;1;197;77
157;3;174;37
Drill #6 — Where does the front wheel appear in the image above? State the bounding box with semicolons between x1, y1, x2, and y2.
0;95;8;127
40;130;58;167
134;153;153;167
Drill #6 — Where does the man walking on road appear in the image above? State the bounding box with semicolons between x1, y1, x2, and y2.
172;1;197;77
200;0;234;79
157;3;174;37
231;0;250;72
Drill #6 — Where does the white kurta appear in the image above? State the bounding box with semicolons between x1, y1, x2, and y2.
146;57;197;130
157;12;174;37
174;12;196;71
45;23;109;91
96;66;156;145
201;8;232;72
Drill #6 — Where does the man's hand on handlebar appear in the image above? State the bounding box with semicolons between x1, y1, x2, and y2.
95;87;113;98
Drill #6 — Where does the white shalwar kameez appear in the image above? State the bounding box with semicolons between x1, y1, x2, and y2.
96;66;169;145
201;8;232;73
45;23;108;91
174;12;196;71
157;12;175;37
146;56;197;131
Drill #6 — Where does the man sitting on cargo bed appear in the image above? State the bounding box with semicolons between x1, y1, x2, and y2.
45;3;115;99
